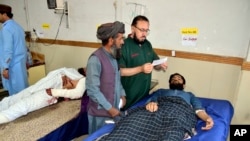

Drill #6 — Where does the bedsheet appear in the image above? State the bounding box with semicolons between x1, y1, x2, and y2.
84;94;234;141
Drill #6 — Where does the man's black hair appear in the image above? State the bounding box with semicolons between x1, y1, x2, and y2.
78;67;86;77
131;15;149;26
169;73;186;84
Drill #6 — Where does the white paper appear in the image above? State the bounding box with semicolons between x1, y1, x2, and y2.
181;35;197;46
152;57;168;66
105;120;115;124
119;98;123;109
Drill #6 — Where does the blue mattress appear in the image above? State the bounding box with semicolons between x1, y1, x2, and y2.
84;94;234;141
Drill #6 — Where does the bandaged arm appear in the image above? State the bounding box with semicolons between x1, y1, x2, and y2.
51;77;86;99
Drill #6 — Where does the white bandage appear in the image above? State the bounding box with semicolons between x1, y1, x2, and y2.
195;109;205;114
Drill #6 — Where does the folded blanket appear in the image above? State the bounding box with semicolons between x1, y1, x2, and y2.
99;96;197;141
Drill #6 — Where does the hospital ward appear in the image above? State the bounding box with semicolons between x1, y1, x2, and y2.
0;0;250;141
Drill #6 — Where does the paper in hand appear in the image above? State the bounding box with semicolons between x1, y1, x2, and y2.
152;57;168;66
119;98;123;109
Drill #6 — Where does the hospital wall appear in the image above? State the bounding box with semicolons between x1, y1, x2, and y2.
1;0;250;125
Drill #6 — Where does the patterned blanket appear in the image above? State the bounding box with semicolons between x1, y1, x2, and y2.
99;96;197;141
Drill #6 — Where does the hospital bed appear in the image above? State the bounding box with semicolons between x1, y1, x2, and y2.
84;94;234;141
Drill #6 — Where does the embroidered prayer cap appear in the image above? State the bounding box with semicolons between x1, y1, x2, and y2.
97;21;125;40
0;4;12;13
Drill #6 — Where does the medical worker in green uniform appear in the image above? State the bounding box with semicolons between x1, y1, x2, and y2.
119;15;167;109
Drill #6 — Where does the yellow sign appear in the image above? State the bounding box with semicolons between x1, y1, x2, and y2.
42;23;50;29
181;28;198;35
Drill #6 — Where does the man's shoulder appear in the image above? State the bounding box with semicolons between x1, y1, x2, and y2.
142;39;152;47
155;88;170;93
4;19;20;28
186;91;195;95
124;37;133;45
3;20;24;33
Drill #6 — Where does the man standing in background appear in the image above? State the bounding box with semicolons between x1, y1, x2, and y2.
0;4;29;95
86;21;126;134
119;15;167;110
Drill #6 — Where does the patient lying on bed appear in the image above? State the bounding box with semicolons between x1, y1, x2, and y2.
98;73;213;141
0;67;85;124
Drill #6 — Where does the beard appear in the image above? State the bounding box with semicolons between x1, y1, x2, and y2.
169;83;184;90
110;44;121;59
133;33;146;45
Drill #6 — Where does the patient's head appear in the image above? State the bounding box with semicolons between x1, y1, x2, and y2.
169;73;186;90
78;67;86;77
62;75;74;89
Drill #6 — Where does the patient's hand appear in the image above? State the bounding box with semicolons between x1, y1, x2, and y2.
202;117;214;130
196;110;214;130
146;102;158;112
46;88;52;96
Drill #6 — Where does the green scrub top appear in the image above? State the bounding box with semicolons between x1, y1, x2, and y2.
118;37;159;109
